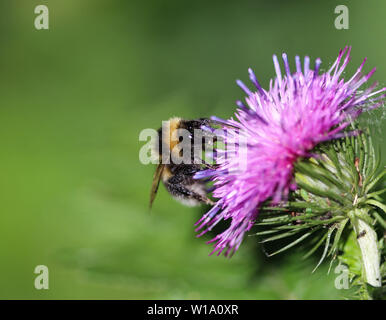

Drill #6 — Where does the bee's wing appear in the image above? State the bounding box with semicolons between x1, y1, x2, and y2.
208;117;240;129
149;164;165;210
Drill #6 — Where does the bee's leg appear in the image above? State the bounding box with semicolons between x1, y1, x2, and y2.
165;180;215;206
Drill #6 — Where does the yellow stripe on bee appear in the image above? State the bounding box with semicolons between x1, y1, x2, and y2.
166;117;181;155
162;165;173;182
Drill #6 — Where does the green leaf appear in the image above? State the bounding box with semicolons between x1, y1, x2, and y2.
295;161;348;194
357;133;365;175
328;218;349;257
296;178;349;207
260;229;304;243
365;199;386;214
365;170;386;193
300;189;310;201
303;230;329;260
256;213;318;225
312;227;335;273
266;230;319;257
338;230;362;277
372;211;386;230
323;147;344;182
367;188;386;199
353;208;374;226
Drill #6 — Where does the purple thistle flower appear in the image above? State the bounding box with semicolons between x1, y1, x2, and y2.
195;47;386;257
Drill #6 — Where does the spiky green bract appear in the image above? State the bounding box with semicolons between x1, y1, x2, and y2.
255;130;385;299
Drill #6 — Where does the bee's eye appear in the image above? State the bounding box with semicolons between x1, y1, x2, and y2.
179;136;183;142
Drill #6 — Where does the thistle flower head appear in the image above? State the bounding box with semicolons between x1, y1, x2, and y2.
195;47;386;257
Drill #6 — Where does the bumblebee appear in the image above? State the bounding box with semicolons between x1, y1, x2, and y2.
149;117;218;208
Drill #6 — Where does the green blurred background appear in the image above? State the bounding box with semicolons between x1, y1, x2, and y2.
0;0;385;299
